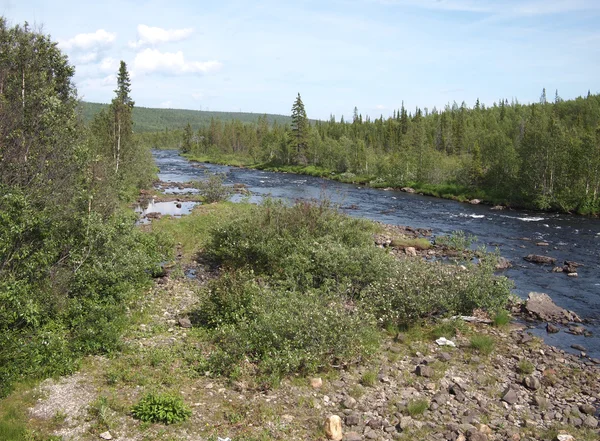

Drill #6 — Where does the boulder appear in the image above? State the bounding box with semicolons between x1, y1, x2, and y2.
501;387;518;405
310;377;323;389
325;415;343;441
178;317;192;328
405;246;417;257
344;432;362;441
523;376;541;390
546;323;560;333
490;205;504;210
401;187;415;193
524;254;556;265
415;365;434;378
524;292;581;323
495;257;512;270
469;199;481;205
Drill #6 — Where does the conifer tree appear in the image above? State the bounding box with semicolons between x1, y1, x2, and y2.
111;61;134;174
290;93;308;160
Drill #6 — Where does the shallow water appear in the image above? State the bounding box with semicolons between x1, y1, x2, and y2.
153;149;600;358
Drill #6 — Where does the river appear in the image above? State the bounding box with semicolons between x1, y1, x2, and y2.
152;149;600;359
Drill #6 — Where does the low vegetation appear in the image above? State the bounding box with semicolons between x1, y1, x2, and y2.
131;392;191;425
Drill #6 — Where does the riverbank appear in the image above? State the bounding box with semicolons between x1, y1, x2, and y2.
182;153;523;212
1;202;597;441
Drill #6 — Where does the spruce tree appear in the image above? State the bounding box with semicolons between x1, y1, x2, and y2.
111;61;134;174
290;93;308;161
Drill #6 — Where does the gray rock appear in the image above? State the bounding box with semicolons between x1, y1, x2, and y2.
399;416;413;430
415;365;434;378
346;414;361;426
438;352;452;362
344;432;363;441
343;397;357;409
523;376;541;390
546;323;560;333
501;388;518;405
571;344;586;351
524;255;557;265
582;415;598;428
178;317;192;328
579;404;596;415
524;292;580;323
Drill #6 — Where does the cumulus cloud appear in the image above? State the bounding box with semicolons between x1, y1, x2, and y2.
129;24;194;48
76;52;98;64
78;74;116;89
99;57;120;72
133;48;222;75
59;29;116;51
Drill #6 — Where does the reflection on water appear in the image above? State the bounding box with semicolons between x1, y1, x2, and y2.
135;199;198;224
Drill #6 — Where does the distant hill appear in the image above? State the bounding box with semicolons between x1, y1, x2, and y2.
78;101;293;133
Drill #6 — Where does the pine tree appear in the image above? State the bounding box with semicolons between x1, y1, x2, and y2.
182;123;193;153
290;93;308;161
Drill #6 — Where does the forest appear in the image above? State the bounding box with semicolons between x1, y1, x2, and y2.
180;91;600;215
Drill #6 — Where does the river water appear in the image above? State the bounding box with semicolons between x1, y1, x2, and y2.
153;149;600;359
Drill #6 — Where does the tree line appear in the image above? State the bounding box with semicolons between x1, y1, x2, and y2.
180;92;600;214
0;19;164;395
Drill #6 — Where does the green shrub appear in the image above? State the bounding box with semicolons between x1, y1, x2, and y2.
435;230;477;250
131;392;191;425
194;172;233;203
200;275;380;382
470;335;495;355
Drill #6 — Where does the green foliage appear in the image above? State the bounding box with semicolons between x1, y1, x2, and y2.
434;230;478;250
517;359;535;375
131;392;191;425
193;172;233;203
360;371;377;387
196;200;511;382
492;309;511;327
406;399;429;416
469;334;495;355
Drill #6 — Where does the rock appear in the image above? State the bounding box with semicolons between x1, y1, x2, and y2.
556;435;575;441
524;254;557;265
563;261;583;273
344;432;362;441
401;187;415;193
518;332;534;343
342;397;357;409
533;396;549;408
490;205;504;210
435;337;456;347
478;424;492;435
582;415;598;428
579;404;596;415
438;352;452;362
546;323;560;333
566;325;586;335
415;365;434;378
325;415;343;441
571;344;586;351
469;199;481;205
524;292;580;323
345;414;361;426
536;242;549;246
311;377;323;388
399;416;413;430
495;257;512;270
178;317;192;328
405;246;417;257
567;272;578;277
552;266;564;273
523;376;541;390
99;432;113;440
467;431;487;441
175;202;182;208
501;388;518;405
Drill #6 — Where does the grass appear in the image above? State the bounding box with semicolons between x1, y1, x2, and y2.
492;309;511;327
390;237;432;250
361;371;377;387
470;334;495;355
406;399;429;417
517;359;535;375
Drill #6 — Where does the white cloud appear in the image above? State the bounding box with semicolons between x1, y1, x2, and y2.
76;52;98;64
129;24;194;48
99;57;119;72
191;92;205;100
159;101;173;108
375;104;386;110
78;74;116;89
59;29;116;50
133;48;222;75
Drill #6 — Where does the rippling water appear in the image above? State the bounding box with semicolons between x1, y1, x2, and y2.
153;149;600;358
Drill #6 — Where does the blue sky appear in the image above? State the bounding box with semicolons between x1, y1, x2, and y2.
3;0;599;119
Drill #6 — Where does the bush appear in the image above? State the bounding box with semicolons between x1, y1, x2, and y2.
492;309;511;327
517;359;535;375
407;399;429;416
194;172;233;203
199;273;380;382
435;230;477;250
131;392;191;425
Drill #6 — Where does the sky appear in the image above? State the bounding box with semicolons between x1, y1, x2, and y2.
3;0;600;120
